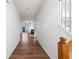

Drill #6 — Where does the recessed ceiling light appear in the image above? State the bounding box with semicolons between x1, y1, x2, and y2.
27;8;30;10
6;0;9;3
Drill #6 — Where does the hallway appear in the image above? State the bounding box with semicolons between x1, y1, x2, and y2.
9;35;50;59
6;0;72;59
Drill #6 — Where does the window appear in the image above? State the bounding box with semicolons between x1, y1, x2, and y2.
59;0;71;34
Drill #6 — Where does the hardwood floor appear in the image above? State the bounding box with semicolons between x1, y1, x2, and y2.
9;35;50;59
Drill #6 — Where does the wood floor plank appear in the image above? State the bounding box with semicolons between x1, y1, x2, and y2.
9;35;50;59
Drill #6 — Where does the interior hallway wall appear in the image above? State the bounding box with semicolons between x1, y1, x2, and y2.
34;0;71;59
6;0;21;59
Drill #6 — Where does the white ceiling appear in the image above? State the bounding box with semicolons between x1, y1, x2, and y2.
13;0;44;21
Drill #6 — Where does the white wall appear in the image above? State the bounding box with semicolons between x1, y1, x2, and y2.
35;0;71;59
6;0;21;59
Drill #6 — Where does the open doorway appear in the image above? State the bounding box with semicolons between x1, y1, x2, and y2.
21;21;35;34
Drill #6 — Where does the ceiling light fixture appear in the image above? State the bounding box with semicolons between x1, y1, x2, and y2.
6;0;9;4
27;8;30;10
